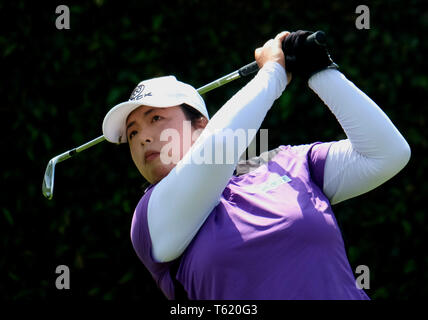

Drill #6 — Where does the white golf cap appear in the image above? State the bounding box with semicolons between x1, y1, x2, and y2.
102;75;209;144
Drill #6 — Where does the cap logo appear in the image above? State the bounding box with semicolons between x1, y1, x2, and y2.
129;84;152;101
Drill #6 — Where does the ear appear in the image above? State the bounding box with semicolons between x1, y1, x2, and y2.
194;117;208;130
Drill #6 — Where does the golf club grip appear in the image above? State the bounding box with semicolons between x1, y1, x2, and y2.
305;30;327;47
238;31;327;77
238;61;259;77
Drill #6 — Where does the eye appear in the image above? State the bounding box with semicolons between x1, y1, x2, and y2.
128;130;137;140
152;115;162;123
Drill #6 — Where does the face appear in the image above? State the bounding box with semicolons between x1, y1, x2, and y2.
126;105;206;184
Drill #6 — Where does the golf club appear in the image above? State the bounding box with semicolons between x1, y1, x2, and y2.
42;31;327;200
41;63;259;200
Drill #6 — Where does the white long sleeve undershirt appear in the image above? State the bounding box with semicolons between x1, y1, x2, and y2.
309;69;411;205
147;62;411;263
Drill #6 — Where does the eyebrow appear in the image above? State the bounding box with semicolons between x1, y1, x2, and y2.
126;108;156;136
126;121;136;137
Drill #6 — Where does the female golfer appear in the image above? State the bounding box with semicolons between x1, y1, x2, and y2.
102;31;411;299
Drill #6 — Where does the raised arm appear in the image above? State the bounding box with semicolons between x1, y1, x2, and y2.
308;69;411;205
148;32;290;263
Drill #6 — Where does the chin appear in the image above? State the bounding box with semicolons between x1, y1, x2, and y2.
148;165;173;184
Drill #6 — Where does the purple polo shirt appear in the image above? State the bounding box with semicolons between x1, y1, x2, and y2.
130;142;370;300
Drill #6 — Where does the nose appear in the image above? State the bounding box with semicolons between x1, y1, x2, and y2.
137;131;153;145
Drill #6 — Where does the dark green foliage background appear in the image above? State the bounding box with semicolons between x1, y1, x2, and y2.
1;0;427;300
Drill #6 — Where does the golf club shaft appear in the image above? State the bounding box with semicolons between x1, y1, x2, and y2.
197;62;259;95
50;64;260;166
42;61;262;199
198;31;326;93
71;135;106;157
53;135;107;164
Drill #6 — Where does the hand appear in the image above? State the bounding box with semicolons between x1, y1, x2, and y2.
282;30;338;80
255;31;292;84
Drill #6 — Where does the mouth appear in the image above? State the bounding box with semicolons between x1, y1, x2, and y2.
144;151;160;163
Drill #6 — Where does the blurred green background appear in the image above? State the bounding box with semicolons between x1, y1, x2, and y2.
1;0;427;300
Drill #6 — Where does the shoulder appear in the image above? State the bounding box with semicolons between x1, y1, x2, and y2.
285;142;335;189
281;142;335;163
233;143;322;177
278;142;334;187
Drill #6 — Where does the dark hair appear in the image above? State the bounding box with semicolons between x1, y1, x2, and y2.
180;103;206;127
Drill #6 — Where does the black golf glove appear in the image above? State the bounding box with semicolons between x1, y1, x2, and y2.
282;30;338;80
